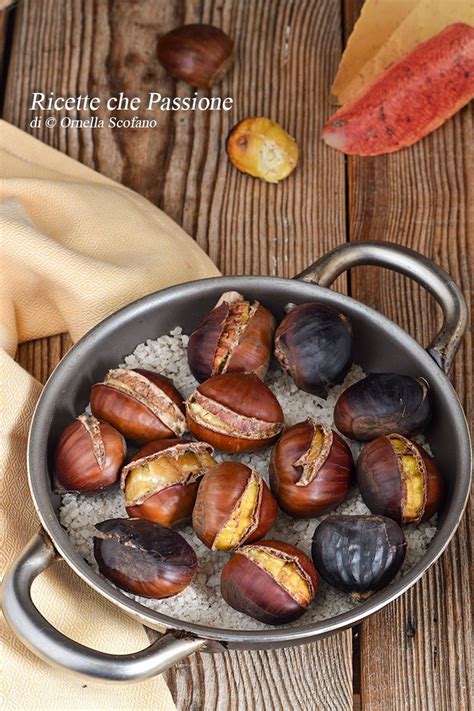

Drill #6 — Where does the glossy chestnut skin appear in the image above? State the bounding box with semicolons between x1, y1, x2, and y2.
186;372;284;453
221;540;318;624
93;518;197;598
54;415;126;492
312;515;406;600
122;438;216;527
270;419;354;517
91;368;186;444
357;434;444;525
157;24;234;88
187;291;276;382
334;373;432;441
274;303;353;397
192;461;277;550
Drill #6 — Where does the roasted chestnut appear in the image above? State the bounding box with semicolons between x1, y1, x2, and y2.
93;518;197;598
187;291;276;382
54;414;126;492
192;462;277;551
221;540;318;624
122;439;217;527
270;419;354;517
186;372;284;453
91;368;186;444
312;515;406;600
357;434;444;525
157;24;234;88
334;373;432;441
274;303;353;397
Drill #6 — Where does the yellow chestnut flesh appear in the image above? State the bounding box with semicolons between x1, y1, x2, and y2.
242;546;313;608
213;472;260;551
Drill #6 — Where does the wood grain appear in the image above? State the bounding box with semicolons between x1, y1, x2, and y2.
344;2;473;710
4;1;354;709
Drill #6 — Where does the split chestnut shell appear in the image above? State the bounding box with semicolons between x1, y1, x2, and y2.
192;461;277;550
221;540;318;624
54;414;126;492
91;368;186;444
274;303;353;397
187;291;276;382
270;419;354;517
93;518;197;598
334;373;432;441
357;434;444;525
122;439;217;527
312;515;406;600
186;372;284;453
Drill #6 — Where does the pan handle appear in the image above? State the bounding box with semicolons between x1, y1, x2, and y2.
1;529;209;682
295;241;468;374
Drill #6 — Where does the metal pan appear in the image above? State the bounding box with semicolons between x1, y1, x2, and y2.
2;241;471;682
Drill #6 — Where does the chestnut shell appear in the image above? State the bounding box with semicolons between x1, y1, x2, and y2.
274;303;353;397
312;515;406;599
93;518;197;598
270;420;354;517
334;373;432;441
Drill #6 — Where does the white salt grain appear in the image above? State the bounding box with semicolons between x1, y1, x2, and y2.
59;328;438;630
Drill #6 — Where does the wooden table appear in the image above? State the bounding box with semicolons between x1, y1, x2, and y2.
2;1;472;709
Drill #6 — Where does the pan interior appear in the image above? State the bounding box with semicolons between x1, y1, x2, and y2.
28;276;470;647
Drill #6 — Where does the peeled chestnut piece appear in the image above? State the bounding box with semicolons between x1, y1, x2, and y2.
334;373;432;441
270;419;354;517
157;24;234;89
93;518;197;598
221;540;318;624
274;303;353;397
188;291;276;382
192;462;277;551
91;368;186;444
54;414;126;492
186;372;284;453
357;434;444;525
122;439;217;527
312;515;406;601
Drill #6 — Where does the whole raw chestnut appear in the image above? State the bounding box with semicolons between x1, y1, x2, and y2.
91;368;186;444
312;515;406;601
122;439;217;527
274;303;353;397
54;414;126;492
157;24;234;88
93;518;197;598
221;540;318;624
187;291;276;382
270;419;354;517
186;372;284;453
226;117;298;183
192;461;277;551
334;373;432;441
357;434;444;525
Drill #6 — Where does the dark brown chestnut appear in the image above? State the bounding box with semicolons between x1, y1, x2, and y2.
312;515;406;600
93;518;197;598
187;291;276;382
334;373;432;441
221;540;318;624
357;434;444;525
274;303;353;397
270;419;354;517
122;439;217;527
90;368;186;444
186;372;284;453
192;461;277;551
54;414;126;492
157;24;234;89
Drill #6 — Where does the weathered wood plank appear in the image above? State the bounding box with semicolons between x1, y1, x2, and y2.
4;1;354;709
344;2;473;709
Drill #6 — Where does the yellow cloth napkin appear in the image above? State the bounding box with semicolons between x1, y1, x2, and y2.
0;120;220;710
